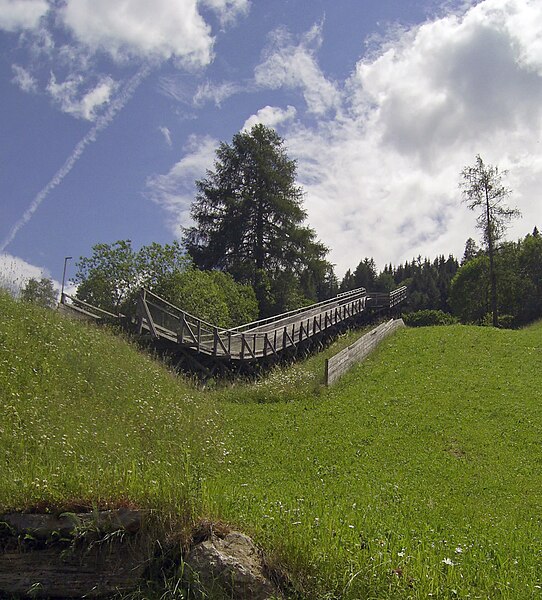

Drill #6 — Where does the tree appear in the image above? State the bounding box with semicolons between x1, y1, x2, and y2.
461;237;479;264
152;268;257;328
183;124;330;314
75;240;139;314
459;155;520;326
518;231;542;322
75;240;192;314
353;258;377;290
20;277;57;308
74;239;258;325
449;256;490;323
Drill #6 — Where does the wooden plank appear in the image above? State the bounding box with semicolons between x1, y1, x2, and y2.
264;333;278;357
213;328;229;356
179;317;198;345
241;334;255;359
141;297;159;339
282;326;295;350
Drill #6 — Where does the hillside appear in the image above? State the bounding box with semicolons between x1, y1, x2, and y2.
0;290;217;515
1;291;541;599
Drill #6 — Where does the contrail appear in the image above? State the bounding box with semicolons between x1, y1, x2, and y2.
0;65;151;253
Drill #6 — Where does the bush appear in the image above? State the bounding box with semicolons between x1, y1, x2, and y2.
481;313;517;329
403;310;458;327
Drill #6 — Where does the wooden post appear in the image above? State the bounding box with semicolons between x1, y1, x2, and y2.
179;314;185;344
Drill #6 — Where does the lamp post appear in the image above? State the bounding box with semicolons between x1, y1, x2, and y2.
61;256;72;304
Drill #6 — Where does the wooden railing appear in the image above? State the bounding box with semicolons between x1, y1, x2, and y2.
60;294;123;321
136;285;407;362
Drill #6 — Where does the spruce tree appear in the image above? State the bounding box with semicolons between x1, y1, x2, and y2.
183;124;329;313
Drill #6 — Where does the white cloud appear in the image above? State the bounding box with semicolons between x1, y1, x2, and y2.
59;0;217;67
265;0;542;275
255;23;341;116
159;126;173;147
193;79;244;106
0;252;58;296
146;135;218;235
0;0;48;32
198;0;250;27
243;105;296;131
47;73;118;120
11;63;38;92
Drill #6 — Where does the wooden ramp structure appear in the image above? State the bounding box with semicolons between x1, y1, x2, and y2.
134;285;407;379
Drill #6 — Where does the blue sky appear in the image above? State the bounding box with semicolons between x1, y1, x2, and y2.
1;0;541;293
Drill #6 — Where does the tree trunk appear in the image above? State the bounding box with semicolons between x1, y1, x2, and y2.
485;187;498;327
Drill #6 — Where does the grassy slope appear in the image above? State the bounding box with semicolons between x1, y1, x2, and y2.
209;323;542;599
1;291;541;598
0;291;217;515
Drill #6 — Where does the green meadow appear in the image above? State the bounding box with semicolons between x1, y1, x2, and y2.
1;290;541;599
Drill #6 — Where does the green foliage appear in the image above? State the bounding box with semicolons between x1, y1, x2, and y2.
519;231;542;322
450;232;542;325
341;255;459;314
75;239;138;313
153;268;258;328
403;309;458;327
461;237;480;264
209;271;259;327
183;124;332;314
20;277;57;308
449;255;489;323
75;239;193;315
73;240;258;326
481;312;516;329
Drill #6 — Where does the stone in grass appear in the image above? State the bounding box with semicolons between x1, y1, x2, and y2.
185;528;282;600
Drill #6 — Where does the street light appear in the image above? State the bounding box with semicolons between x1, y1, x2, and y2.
61;256;72;304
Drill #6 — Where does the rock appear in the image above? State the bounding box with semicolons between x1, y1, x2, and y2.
185;531;281;600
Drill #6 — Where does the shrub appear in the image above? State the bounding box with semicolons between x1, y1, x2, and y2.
403;310;458;327
481;313;517;329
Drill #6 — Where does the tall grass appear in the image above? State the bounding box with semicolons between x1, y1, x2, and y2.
1;291;541;598
0;291;217;516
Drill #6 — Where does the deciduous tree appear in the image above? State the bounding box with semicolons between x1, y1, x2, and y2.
20;277;57;308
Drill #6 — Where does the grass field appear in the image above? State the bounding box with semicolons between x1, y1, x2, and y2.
1;290;541;599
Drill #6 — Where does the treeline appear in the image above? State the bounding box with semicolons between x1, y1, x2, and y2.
449;229;542;326
339;255;460;314
338;228;541;328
